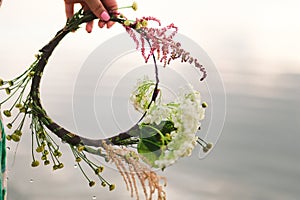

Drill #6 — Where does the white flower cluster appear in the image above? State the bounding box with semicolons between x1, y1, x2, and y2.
130;77;158;113
154;87;205;169
130;78;206;169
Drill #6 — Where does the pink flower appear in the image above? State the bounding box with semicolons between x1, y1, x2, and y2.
124;16;207;81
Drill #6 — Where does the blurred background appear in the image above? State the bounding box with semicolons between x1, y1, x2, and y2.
0;0;299;199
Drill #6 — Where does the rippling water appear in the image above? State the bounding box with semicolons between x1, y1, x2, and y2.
5;69;300;200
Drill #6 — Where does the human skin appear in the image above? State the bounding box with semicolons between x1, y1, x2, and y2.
64;0;118;32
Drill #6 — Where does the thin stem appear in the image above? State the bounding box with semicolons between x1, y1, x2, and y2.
137;38;160;123
77;162;91;182
31;128;36;161
142;138;161;148
198;137;208;145
9;111;21;125
141;124;166;144
71;146;92;182
47;142;60;164
16;112;27;131
6;77;31;106
116;6;132;10
0;85;21;105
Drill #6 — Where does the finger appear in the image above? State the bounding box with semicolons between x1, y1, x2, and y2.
98;20;106;28
106;21;115;29
86;21;94;33
85;0;110;21
101;0;118;11
101;0;118;29
80;3;94;33
64;3;74;19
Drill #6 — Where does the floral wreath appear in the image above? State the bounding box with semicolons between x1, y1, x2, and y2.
0;2;213;200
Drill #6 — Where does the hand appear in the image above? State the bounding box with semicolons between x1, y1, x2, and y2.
64;0;118;33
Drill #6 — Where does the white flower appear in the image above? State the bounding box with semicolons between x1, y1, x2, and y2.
131;78;206;169
143;104;172;125
153;85;205;169
130;77;158;113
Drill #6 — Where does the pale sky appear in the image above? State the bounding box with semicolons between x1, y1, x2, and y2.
1;0;300;76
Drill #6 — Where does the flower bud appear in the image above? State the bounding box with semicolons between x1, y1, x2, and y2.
109;184;116;191
6;123;12;129
89;181;96;187
141;20;148;27
36;146;44;153
206;143;213;149
54;150;62;157
124;20;131;26
41;155;47;160
58;163;64;169
15;103;23;108
28;71;35;77
31;160;40;167
132;1;138;11
95;166;104;174
202;147;209;153
43;150;49;155
14;130;22;136
11;134;20;142
3;110;11;117
53;165;59;170
77;145;85;152
19;107;26;113
5;88;11;95
6;135;12;141
135;22;142;30
44;160;50;165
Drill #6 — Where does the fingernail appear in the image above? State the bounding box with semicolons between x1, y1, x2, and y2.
100;11;110;21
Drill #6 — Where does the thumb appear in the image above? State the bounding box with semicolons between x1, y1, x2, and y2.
85;0;110;21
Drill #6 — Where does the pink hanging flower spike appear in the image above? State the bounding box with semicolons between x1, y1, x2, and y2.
121;14;207;81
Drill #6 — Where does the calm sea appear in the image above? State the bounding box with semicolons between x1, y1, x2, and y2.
5;69;300;200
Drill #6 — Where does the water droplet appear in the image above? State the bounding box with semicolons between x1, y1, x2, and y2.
74;164;78;169
6;146;10;150
29;178;34;183
92;196;96;200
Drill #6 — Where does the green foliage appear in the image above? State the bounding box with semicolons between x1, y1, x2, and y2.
137;121;176;166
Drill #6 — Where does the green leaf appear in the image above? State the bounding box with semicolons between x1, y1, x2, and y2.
137;138;161;167
157;121;176;135
140;125;157;138
137;120;176;167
